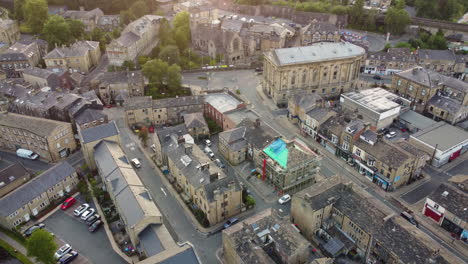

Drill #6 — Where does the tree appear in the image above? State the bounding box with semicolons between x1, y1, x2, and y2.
129;0;148;20
41;15;71;46
173;11;190;31
142;59;169;86
159;45;180;65
90;27;104;42
122;60;136;70
394;42;412;48
349;0;364;25
27;229;57;264
174;27;190;52
23;0;48;33
66;19;85;40
159;18;175;47
167;64;181;90
14;0;26;20
138;126;148;147
385;5;411;35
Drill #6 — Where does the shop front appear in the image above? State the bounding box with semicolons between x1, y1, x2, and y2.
354;159;374;182
373;173;391;191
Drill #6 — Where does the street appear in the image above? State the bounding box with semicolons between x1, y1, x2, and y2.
0;150;52;172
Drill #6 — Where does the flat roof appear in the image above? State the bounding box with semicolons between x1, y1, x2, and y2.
341;88;401;113
204;93;241;113
268;41;365;66
399;110;437;130
411;122;468;152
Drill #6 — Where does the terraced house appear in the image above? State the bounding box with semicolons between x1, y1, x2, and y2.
0;162;78;228
0;112;76;162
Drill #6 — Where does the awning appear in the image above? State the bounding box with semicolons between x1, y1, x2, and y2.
354;160;374;173
424;204;443;223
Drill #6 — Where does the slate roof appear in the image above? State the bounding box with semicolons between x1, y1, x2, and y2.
156;246;200;264
428;183;468;222
221;19;244;32
22;67;55;79
74;108;107;125
354;138;411;167
0;52;27;62
0;163;29;192
115;32;141;47
153;95;205;109
0;162;74;217
80;120;119;144
203;175;241;203
0;112;67;137
138;225;164;256
306;108;335;124
95;70;143;84
427;95;463;113
418;49;456;61
183;112;207;129
44;41;99;59
124;96;153;111
302;22;338;34
290;93;323;112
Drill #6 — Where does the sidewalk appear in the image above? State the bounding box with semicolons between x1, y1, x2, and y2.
0;231;38;264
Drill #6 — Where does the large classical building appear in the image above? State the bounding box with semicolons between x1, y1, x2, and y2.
107;15;162;66
263;41;366;107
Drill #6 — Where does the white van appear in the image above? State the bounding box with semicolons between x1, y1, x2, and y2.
16;149;39;160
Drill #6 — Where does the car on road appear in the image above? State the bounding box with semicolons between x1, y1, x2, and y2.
150;144;157;153
73;203;90;217
86;214;101;226
16;148;39;160
204;139;212;147
223;218;238;229
385;131;397;139
131;158;141;168
54;244;72;259
214;159;225;169
373;75;382;80
88;220;102;233
401;212;419;227
58;251;78;264
278;194;291;204
61;197;76;210
204;146;213;154
80;208;96;220
23;223;45;237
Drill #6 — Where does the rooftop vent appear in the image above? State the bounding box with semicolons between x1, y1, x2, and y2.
180;155;192;166
441;191;449;197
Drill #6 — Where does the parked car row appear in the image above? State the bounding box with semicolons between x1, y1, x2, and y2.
203;140;225;169
55;243;79;264
70;202;102;233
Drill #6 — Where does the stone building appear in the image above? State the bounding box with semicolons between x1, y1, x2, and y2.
79;121;120;170
22;67;62;90
107;15;163;66
258;138;320;193
0;163;31;198
287;93;324;125
0;162;78;228
97;15;121;32
291;176;455;263
183;112;208;140
391;67;468;124
222;208;313;264
417;49;457;75
61;8;104;32
263;42;366;107
93;71;146;105
364;48;418;75
44;41;101;73
164;133;243;226
0;113;76;162
74;108;108;131
203;93;245;129
299;22;340;45
0;52;31;78
0;18;20;46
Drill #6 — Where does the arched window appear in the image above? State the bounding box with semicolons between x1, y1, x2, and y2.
302;70;307;83
291;71;296;85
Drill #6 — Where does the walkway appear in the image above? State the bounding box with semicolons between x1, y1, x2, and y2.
0;230;38;264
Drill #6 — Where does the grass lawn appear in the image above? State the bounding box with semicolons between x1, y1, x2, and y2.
0;238;33;264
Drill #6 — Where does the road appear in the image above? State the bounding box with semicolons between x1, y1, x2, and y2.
359;73;392;86
0;150;52;172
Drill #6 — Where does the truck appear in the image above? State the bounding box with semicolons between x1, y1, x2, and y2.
16;149;39;160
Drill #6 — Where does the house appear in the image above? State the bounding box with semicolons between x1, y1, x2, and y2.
300;22;340;45
0;113;76;162
423;183;468;242
152;124;188;166
302;108;336;139
0;52;31;78
417;49;457;75
291;176;456;263
263;42;366;107
107;15;163;66
183;112;208;140
93;71;146;105
0;40;44;78
97;15;121;32
0;163;31;198
22;67;61;90
94;141;163;252
74;108;108;130
222;208;313;264
258;138;320;193
364;48;417;75
0;162;78;228
44;41;101;73
409;121;468;167
164;133;243;226
61;8;104;32
0;18;20;46
79;121;120;170
287;93;324;125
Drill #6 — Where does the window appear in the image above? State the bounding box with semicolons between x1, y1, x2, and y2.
397;80;401;86
355;149;361;156
291;72;296;85
409;85;413;91
367;159;375;166
421;89;426;96
56;143;61;149
331;135;339;144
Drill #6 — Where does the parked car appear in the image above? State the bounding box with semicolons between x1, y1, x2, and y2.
73;203;90;216
23;223;45;237
223;218;238;229
80;208;96;221
214;159;225;169
204;147;213;154
373;75;382;80
385;131;397;139
54;244;72;259
88;220;102;232
85;214;101;226
58;251;78;264
204;139;212;147
61;197;76;210
131;158;141;168
208;152;215;159
401;212;419;227
278;194;291;204
150;144;157;153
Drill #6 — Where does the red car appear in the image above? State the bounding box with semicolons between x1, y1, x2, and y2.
61;197;76;210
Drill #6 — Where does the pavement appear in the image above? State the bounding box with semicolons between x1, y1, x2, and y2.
0;231;38;264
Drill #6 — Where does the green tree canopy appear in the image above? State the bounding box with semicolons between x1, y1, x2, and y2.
129;0;148;20
26;229;57;264
42;15;72;46
385;2;411;35
142;59;169;86
14;0;26;20
23;0;48;33
66;19;85;40
414;0;466;21
159;45;180;65
167;64;181;90
159;18;175;46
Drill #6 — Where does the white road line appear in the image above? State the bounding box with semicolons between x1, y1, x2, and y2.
161;187;167;196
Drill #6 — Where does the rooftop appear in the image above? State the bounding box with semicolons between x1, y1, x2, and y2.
396;67;468;93
418;49;456;61
0;163;29;196
183;112;207;129
44;41;99;59
290;93;323;112
306;108;336;124
80;120;119;144
263;138;317;169
0;162;75;217
411;121;468;152
354;138;411;167
204;93;242;113
341;88;402;114
428;183;468;222
267;41;365;66
22;67;55;79
399;110;437;131
0;112;69;137
74;108;107;125
124;96;153;111
95;70;144;84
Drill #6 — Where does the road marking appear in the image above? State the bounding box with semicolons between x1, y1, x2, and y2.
160;187;167;196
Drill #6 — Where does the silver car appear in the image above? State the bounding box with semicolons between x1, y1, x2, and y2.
73;203;90;217
80;208;95;221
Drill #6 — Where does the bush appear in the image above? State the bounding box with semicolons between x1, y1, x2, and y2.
245;195;255;208
193;209;209;227
206;117;222;134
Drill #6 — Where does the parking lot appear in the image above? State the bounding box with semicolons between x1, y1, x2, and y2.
42;196;127;264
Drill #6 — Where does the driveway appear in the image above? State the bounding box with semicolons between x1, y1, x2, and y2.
42;196;127;264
